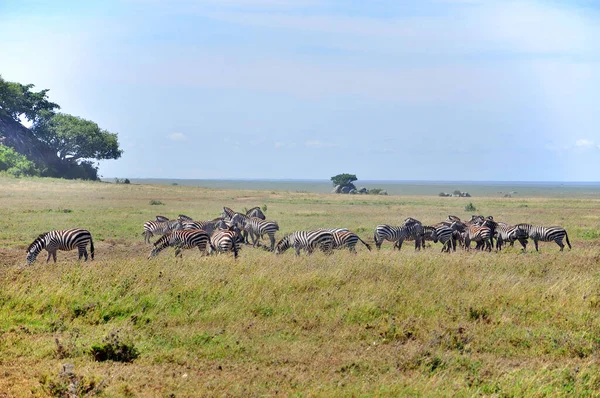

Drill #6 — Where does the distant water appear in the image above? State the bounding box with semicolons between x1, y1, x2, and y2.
112;179;600;198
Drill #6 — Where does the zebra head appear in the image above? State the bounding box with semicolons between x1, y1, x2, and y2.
26;233;47;265
229;213;248;229
274;235;291;254
221;207;236;221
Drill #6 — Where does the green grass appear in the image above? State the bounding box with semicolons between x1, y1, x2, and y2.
1;176;600;396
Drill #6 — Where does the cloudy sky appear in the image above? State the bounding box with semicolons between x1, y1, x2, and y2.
1;0;599;181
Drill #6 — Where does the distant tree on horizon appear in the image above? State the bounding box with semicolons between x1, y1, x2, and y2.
331;173;357;187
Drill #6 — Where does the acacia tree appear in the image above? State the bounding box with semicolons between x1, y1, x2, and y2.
331;173;357;187
0;75;60;123
34;113;122;163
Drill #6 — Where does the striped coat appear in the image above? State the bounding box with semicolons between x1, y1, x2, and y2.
275;230;334;255
149;229;212;258
230;213;279;250
331;231;371;253
26;229;94;265
210;229;240;258
374;223;424;251
515;224;571;252
142;219;182;243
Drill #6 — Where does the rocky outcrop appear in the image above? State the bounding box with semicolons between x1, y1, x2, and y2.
0;115;61;171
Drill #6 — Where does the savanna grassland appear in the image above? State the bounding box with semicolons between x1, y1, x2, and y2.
1;176;600;397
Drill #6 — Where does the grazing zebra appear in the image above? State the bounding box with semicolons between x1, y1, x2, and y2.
26;229;94;265
149;229;212;258
515;224;571;252
246;206;266;220
230;213;279;250
275;230;334;255
430;225;456;253
374;223;424;251
209;228;240;258
331;231;371;253
495;222;528;251
142;219;182;243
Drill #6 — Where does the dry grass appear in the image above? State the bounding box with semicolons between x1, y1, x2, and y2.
1;176;600;396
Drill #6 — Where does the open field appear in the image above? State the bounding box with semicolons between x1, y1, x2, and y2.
1;176;600;396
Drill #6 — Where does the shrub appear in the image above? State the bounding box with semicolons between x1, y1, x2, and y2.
90;330;139;363
0;144;40;177
464;203;477;212
262;204;268;212
369;188;384;195
149;200;164;205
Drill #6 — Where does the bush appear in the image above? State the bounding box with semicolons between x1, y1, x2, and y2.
0;144;40;177
464;203;477;212
149;200;164;205
262;204;268;212
369;188;384;195
90;330;139;363
115;178;131;184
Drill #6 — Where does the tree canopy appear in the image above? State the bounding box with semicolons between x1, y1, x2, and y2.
0;75;123;180
331;173;357;187
34;113;123;162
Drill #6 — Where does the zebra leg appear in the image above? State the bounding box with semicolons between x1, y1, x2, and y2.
175;248;182;257
52;251;57;263
396;239;404;251
534;239;539;252
82;247;88;261
556;239;564;251
518;238;527;251
46;251;52;263
269;234;275;251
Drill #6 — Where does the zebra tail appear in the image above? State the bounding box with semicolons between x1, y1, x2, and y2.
358;236;372;251
90;235;95;260
565;231;572;249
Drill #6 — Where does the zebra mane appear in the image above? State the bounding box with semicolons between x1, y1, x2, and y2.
222;207;236;218
177;214;194;221
155;215;170;222
27;232;48;252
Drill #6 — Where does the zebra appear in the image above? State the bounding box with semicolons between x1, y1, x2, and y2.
230;213;279;250
26;228;94;265
515;224;571;252
209;228;240;258
177;214;194;222
221;206;236;221
331;231;371;253
430;225;456;252
274;230;334;255
142;219;182;243
182;218;228;236
246;206;266;220
149;229;213;258
456;222;492;251
374;223;424;251
495;222;528;251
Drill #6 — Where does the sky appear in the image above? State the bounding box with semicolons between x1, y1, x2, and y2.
1;0;599;181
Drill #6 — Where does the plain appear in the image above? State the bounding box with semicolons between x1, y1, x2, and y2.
0;176;599;397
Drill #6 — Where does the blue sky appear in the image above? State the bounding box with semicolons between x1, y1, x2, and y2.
1;0;599;181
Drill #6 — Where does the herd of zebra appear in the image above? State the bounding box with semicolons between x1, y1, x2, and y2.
24;206;572;264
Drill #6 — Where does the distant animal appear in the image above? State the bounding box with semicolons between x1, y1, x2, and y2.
26;228;94;265
275;230;334;255
149;229;212;258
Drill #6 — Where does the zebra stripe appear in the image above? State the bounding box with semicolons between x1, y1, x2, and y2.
495;222;528;251
246;206;266;220
373;224;424;251
275;230;334;255
230;213;279;250
142;219;182;243
149;229;212;258
182;218;228;236
430;225;456;253
210;229;240;258
331;231;371;252
515;224;571;252
462;224;493;251
26;228;94;265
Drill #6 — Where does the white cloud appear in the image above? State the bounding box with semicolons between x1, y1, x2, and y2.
305;140;339;148
168;132;187;141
